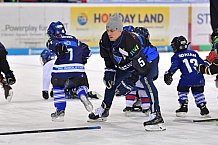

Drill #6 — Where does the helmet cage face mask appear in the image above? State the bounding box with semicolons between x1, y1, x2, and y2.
134;27;150;40
171;36;188;53
40;49;56;65
47;21;66;37
123;25;134;32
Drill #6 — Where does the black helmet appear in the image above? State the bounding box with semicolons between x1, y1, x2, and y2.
211;28;218;44
171;36;190;52
134;27;150;40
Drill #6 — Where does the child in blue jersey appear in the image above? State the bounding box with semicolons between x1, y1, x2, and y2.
164;36;210;117
46;21;93;122
122;26;151;116
40;49;56;100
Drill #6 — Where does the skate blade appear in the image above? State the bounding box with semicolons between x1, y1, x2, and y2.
51;116;64;122
80;95;93;112
87;117;107;122
144;123;166;131
6;90;13;102
201;114;211;118
176;112;187;117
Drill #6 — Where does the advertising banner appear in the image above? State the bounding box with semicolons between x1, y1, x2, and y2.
70;6;172;47
0;3;202;54
0;4;70;50
191;4;211;45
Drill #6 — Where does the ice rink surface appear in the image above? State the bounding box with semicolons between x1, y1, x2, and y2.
0;52;217;145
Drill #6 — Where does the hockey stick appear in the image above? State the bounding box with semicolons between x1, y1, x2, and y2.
0;126;101;136
193;118;218;123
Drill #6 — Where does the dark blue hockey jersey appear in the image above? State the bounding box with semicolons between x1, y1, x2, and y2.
168;49;206;86
47;34;91;78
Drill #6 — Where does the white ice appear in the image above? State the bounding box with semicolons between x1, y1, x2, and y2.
0;52;217;145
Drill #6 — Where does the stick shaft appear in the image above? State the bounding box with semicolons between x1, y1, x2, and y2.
0;126;101;135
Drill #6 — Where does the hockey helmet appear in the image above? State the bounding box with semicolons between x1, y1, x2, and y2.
134;27;150;40
123;25;135;32
47;21;66;37
40;49;56;65
171;36;190;53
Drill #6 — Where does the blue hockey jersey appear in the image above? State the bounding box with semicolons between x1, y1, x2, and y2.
168;49;206;86
47;34;91;78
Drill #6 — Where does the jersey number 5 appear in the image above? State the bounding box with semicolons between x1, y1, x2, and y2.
138;57;146;67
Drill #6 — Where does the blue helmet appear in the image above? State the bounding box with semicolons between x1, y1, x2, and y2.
123;25;135;32
40;49;56;65
47;21;66;37
134;27;150;40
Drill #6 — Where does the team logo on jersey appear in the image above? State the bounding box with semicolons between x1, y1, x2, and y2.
130;45;140;56
78;13;88;26
113;54;122;64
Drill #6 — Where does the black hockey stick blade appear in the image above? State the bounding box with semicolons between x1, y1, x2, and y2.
0;126;101;136
193;118;218;123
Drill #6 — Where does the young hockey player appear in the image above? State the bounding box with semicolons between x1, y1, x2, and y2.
122;26;151;116
88;14;165;131
46;21;93;122
164;36;210;117
40;49;56;99
0;42;16;102
40;49;101;100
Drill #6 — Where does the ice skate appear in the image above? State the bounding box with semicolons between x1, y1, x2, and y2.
3;84;13;102
80;94;93;112
87;103;109;122
144;112;166;131
51;110;65;122
199;103;210;118
176;102;188;117
144;123;166;131
123;107;133;117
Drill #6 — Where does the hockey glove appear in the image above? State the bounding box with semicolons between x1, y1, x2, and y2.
42;91;49;100
55;43;68;56
164;71;173;85
196;64;207;74
115;79;135;96
103;68;116;89
5;70;16;85
206;51;217;63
